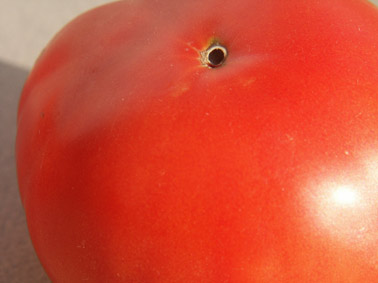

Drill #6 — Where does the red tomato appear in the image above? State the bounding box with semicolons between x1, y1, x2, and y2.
16;0;378;282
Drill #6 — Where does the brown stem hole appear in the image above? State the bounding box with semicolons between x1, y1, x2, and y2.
201;44;227;68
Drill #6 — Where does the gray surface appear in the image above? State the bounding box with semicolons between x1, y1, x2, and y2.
0;62;49;282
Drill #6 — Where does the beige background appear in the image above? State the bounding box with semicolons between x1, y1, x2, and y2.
1;1;378;282
0;0;114;69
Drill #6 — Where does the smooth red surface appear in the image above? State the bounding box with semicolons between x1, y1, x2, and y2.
16;0;378;282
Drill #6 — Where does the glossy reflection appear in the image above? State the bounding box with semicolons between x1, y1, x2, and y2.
308;153;378;246
332;185;359;207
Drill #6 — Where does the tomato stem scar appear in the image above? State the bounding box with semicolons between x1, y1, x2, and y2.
200;43;227;68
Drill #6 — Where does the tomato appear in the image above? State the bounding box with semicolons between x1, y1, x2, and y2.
16;0;378;282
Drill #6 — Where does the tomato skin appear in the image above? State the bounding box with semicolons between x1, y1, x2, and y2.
16;0;378;282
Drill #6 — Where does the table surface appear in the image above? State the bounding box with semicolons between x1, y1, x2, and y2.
0;62;49;283
1;1;378;282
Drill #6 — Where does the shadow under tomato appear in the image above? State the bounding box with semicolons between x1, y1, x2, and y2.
0;61;49;283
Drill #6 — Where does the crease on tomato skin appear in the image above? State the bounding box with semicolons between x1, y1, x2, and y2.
17;45;70;124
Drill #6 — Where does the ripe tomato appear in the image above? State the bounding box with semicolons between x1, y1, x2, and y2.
16;0;378;282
